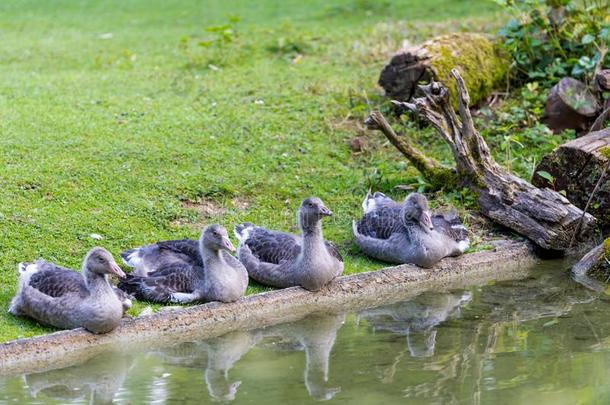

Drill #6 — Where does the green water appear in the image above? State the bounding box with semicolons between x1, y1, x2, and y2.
2;265;610;405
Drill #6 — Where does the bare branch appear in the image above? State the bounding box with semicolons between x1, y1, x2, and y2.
365;111;458;188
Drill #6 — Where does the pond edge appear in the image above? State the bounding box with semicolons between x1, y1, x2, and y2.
0;240;537;375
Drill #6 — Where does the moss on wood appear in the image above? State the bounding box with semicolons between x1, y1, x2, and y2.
426;33;509;106
379;33;510;107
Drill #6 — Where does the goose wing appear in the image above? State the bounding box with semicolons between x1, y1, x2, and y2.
431;211;469;242
27;261;88;298
356;205;404;240
117;263;196;303
240;226;301;264
155;239;202;265
324;241;343;262
362;191;400;214
121;238;201;275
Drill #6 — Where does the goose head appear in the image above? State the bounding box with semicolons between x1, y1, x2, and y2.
401;193;433;233
201;224;236;252
299;197;332;229
85;247;126;278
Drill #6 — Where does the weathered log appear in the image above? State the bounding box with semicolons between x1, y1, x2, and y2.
543;77;600;134
590;101;610;132
593;69;610;93
571;238;610;291
532;128;610;230
376;69;596;251
378;33;509;106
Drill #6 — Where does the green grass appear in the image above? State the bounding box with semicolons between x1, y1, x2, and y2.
0;0;502;342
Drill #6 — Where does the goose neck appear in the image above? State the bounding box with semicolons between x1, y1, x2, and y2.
301;218;325;252
199;243;225;268
82;266;113;296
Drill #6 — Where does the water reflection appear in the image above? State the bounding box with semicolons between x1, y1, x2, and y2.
359;291;471;357
260;312;345;401
152;330;261;402
394;272;601;403
480;272;596;323
3;266;610;404
24;352;132;404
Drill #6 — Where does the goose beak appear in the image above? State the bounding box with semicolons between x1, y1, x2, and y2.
320;206;333;217
109;262;126;278
420;211;434;233
223;237;236;252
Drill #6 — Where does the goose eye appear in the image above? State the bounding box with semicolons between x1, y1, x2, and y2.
308;203;314;207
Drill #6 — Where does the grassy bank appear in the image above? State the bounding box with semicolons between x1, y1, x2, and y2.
0;0;504;341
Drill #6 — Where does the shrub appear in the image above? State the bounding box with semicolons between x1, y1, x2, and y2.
496;0;609;86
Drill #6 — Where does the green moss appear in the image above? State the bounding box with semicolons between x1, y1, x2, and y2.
600;146;610;160
604;238;610;259
426;166;460;190
426;33;509;106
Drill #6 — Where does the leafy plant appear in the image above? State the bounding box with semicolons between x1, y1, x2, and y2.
496;0;609;86
179;16;241;68
476;83;574;179
536;170;554;182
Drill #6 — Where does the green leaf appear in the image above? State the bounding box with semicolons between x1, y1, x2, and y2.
581;34;595;45
536;170;555;183
543;318;559;327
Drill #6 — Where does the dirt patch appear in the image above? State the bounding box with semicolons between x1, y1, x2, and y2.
231;197;251;211
184;199;227;217
172;197;251;227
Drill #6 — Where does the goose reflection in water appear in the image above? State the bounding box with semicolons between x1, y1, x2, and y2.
22;352;133;405
359;291;472;357
152;330;261;402
259;312;346;401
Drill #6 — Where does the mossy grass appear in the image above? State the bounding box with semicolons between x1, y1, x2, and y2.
0;0;506;342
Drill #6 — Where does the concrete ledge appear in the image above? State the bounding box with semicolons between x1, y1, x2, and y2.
0;241;537;375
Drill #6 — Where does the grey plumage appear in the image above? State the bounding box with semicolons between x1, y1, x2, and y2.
117;225;248;304
9;247;127;334
24;352;133;404
359;291;471;357
21;260;132;313
153;330;261;402
235;197;344;291
261;312;345;401
353;192;469;268
120;238;201;277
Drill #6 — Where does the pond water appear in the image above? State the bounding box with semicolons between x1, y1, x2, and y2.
2;263;610;404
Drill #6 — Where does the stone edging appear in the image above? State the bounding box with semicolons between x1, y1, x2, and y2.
0;241;537;375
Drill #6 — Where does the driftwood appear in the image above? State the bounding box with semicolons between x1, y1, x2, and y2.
532;128;610;230
378;33;508;106
367;69;596;251
571;239;610;292
543;77;600;134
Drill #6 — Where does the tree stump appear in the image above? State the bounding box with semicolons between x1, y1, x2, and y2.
378;33;509;106
542;77;600;134
368;69;596;251
532;128;610;230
